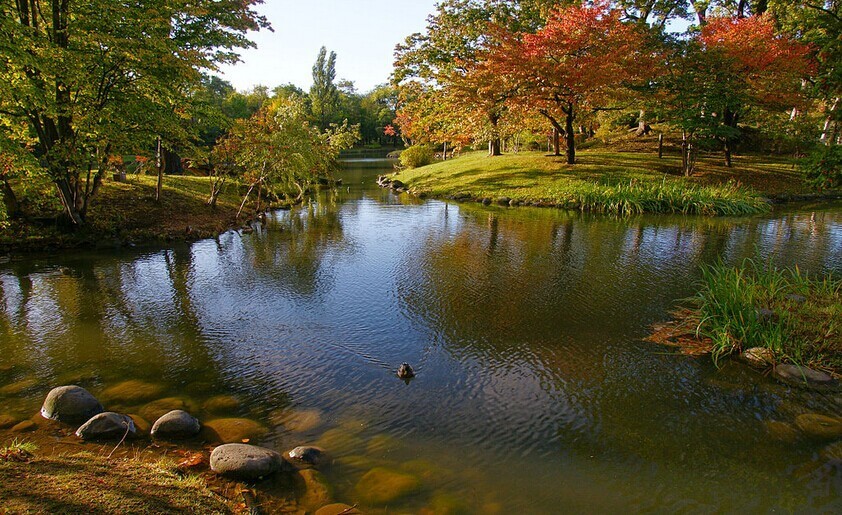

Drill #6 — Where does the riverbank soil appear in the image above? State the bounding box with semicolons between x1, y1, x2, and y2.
1;175;243;253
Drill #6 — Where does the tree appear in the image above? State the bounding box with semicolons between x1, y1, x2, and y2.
310;47;340;130
0;0;270;226
212;97;359;217
489;2;654;163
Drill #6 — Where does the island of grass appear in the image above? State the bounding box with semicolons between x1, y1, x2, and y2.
650;258;841;380
389;142;827;216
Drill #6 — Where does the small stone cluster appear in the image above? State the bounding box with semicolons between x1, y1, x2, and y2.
33;384;356;512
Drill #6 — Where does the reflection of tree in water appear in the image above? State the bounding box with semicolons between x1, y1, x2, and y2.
242;195;349;298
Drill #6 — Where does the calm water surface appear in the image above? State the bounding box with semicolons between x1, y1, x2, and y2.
1;159;841;512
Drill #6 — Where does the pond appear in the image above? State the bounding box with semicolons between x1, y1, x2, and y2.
1;159;841;512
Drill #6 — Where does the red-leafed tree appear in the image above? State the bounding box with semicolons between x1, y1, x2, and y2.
697;15;814;166
487;2;655;164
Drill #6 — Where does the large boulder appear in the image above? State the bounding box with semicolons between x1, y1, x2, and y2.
41;385;104;424
209;443;284;480
151;410;201;439
76;412;136;440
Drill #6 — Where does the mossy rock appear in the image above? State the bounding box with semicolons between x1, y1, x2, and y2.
202;418;268;443
127;414;151;435
428;492;472;515
355;467;420;505
795;413;842;440
0;414;20;429
315;504;361;515
271;408;322;432
0;378;39;396
297;469;333;511
335;454;384;471
100;380;166;404
314;428;365;455
202;395;241;415
139;397;195;421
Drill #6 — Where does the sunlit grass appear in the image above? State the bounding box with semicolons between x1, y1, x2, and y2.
395;150;806;215
695;258;842;371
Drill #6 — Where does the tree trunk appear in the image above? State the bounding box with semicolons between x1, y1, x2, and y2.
723;108;738;167
635;109;651;136
488;114;501;156
553;127;561;156
1;180;19;218
565;107;575;165
724;139;733;168
821;98;839;145
156;137;163;202
443;141;447;161
681;131;689;176
658;133;664;159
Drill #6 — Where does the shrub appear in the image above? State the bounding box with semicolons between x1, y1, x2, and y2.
399;145;434;169
802;145;842;191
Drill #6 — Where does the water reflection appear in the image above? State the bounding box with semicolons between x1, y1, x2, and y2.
0;161;840;511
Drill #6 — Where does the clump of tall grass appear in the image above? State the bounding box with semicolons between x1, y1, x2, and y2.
552;178;769;216
694;258;842;371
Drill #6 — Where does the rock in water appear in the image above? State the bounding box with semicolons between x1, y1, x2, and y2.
315;504;361;515
151;410;201;439
210;443;284;479
76;412;136;440
297;469;333;510
772;364;839;391
286;446;326;468
355;467;420;504
202;418;268;443
741;347;775;368
795;414;842;440
41;385;104;424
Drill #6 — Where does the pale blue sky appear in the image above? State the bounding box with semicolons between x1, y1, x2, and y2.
218;0;439;94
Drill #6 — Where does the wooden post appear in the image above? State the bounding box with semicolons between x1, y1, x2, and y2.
658;133;664;159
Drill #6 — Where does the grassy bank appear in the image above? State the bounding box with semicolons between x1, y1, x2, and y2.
1;175;247;252
393;149;811;216
0;441;234;513
652;259;841;374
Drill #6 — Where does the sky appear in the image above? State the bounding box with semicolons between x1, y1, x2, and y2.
218;0;440;94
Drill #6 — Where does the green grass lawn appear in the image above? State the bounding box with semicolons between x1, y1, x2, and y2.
394;148;808;216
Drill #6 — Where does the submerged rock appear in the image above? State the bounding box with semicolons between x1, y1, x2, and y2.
210;443;284;479
139;397;194;421
0;378;39;395
41;385;104;424
297;469;333;509
100;380;166;404
795;413;842;440
127;414;151;435
76;412;136;440
355;467;420;505
11;420;37;433
202;395;241;415
271;408;323;432
151;410;201;439
764;420;800;443
286;446;326;468
315;504;361;515
202;417;268;443
741;347;776;368
772;364;839;391
0;414;20;429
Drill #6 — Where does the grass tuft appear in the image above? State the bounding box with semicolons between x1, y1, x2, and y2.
694;258;842;371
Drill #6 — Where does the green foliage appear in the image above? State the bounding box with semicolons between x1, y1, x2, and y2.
310;47;340;130
695;258;842;370
801;145;842;191
399;145;435;169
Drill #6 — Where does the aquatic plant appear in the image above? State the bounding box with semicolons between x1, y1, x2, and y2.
694;258;841;371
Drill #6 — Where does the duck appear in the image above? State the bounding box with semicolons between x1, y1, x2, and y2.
396;363;415;380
